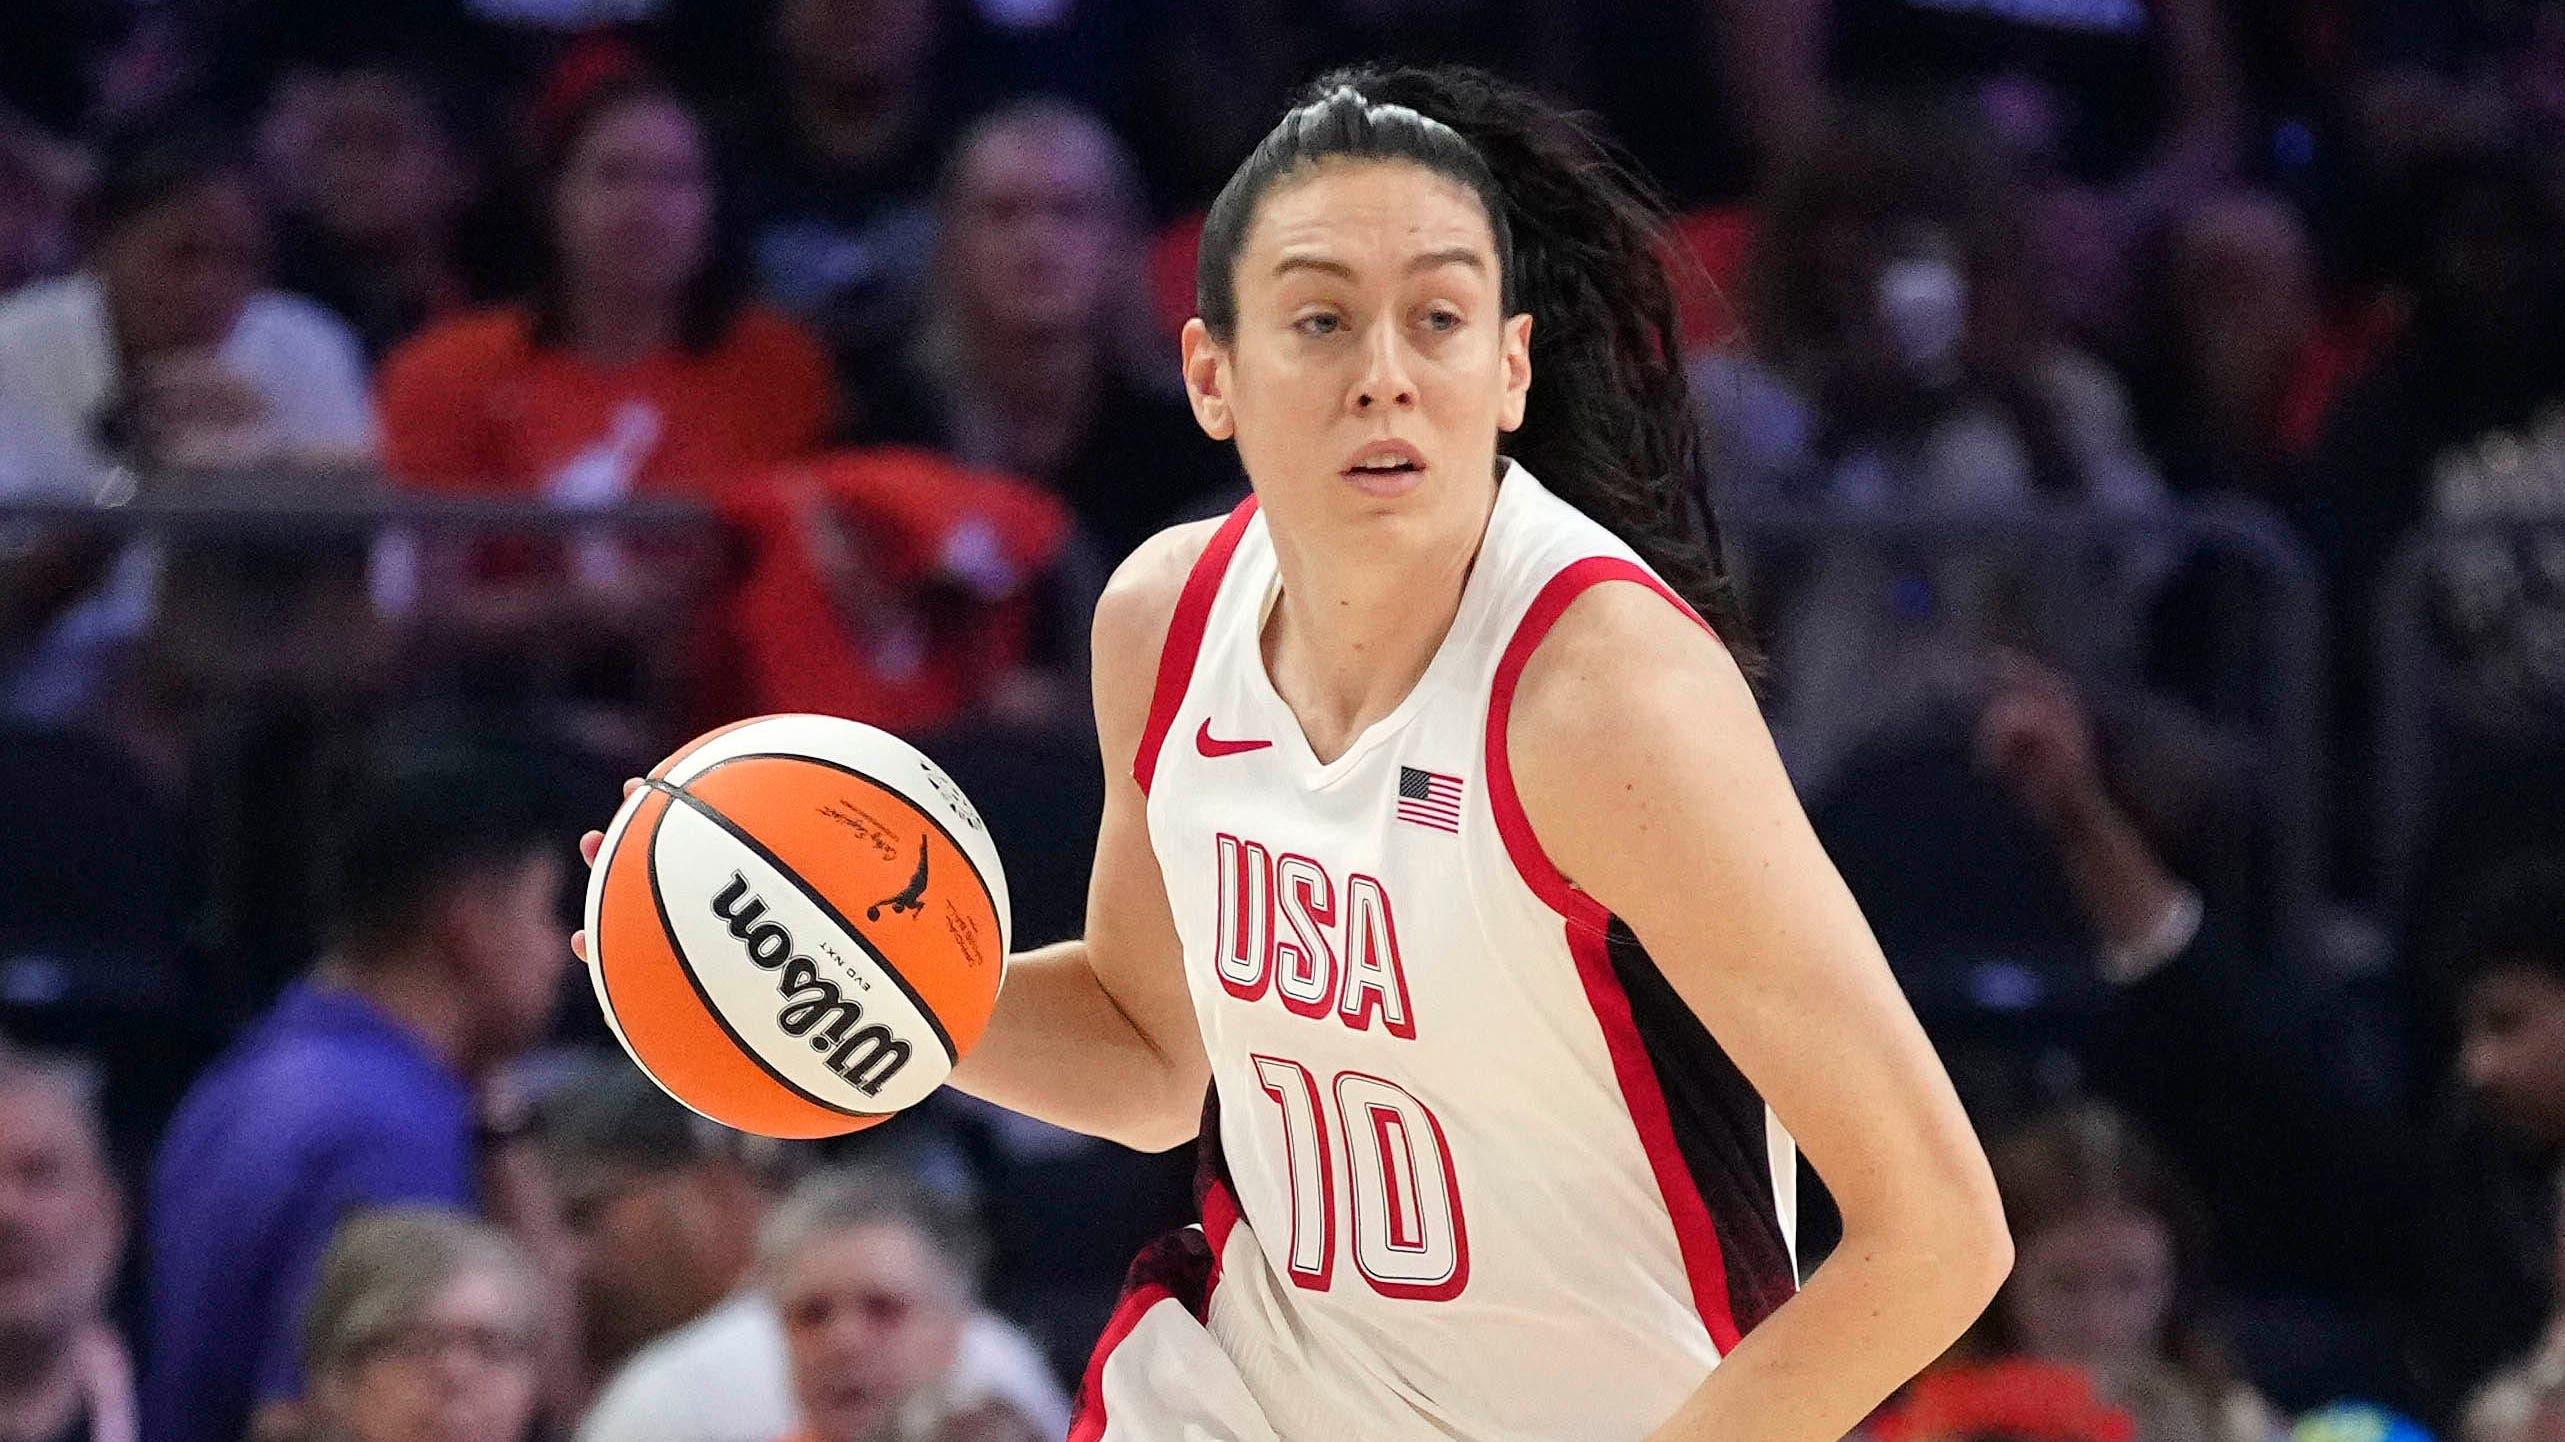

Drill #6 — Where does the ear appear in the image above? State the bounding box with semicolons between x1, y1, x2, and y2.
1497;312;1533;433
1180;318;1236;441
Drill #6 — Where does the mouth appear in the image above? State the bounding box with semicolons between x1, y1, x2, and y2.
1341;440;1428;498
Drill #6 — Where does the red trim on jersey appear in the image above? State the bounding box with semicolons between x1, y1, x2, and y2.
1070;1179;1238;1442
1134;496;1261;795
1203;1171;1245;1285
1067;1280;1166;1442
1484;555;1712;932
1567;920;1745;1353
1486;554;1738;1348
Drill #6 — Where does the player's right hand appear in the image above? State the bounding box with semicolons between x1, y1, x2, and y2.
568;778;644;965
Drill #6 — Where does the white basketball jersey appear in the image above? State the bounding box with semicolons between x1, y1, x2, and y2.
1122;462;1800;1442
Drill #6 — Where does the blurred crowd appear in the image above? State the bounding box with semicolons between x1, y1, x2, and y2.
3;0;2565;1440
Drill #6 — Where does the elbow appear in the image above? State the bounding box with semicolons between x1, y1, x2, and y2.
1966;1214;2016;1311
1943;1182;2015;1322
1850;1175;2014;1333
1106;1107;1203;1155
1099;1071;1208;1154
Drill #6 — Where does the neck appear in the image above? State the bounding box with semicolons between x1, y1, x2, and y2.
1261;475;1497;763
315;953;479;1079
564;279;679;367
0;1333;84;1442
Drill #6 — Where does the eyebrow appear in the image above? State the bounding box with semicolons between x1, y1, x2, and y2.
1271;246;1490;281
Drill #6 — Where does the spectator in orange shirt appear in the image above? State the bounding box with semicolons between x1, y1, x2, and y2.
376;67;833;722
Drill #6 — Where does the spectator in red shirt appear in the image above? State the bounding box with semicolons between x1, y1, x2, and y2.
707;447;1074;737
376;67;833;724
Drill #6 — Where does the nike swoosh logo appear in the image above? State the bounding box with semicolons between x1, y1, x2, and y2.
1196;719;1273;758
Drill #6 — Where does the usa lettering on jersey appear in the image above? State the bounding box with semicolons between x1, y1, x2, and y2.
1211;833;1417;1039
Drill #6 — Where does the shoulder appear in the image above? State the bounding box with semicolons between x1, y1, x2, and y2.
707;306;832;411
580;1296;788;1442
236;289;363;350
1090;513;1235;677
159;1038;462;1188
243;1026;472;1139
1505;571;1756;791
2032;346;2145;441
0;275;99;339
955;1311;1072;1425
720;303;825;361
381;307;535;390
1090;511;1241;759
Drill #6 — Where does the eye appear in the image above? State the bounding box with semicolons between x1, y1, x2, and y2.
1293;311;1343;337
1423;306;1463;332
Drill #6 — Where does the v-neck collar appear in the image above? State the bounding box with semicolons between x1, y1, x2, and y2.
1243;462;1519;790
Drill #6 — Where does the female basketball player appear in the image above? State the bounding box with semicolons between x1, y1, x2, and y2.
586;63;2011;1442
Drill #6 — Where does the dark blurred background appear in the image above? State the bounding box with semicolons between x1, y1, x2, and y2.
1;3;2562;1442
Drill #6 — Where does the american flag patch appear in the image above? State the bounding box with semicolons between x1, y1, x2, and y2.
1396;766;1465;833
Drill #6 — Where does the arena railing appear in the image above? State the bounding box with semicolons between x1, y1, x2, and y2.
0;486;725;1018
0;489;2334;980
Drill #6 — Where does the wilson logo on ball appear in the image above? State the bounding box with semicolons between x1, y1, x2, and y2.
711;873;913;1097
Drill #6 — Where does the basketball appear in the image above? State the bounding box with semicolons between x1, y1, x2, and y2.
583;715;1012;1139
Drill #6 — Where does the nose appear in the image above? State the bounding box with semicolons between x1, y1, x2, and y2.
1350;323;1419;415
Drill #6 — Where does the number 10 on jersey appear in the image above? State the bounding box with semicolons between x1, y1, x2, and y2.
1249;1055;1471;1300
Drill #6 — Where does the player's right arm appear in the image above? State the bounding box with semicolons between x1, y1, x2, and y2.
939;520;1219;1152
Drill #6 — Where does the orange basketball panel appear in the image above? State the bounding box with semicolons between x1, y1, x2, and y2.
679;755;1005;1055
594;785;883;1139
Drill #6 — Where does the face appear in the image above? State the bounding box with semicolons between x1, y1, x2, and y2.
304;72;466;245
2460;966;2565;1147
556;1160;746;1365
777;0;936;95
450;852;571;1065
554;97;714;304
778;1222;969;1442
2004;1208;2176;1374
945;122;1126;336
1182;160;1530;554
316;1265;538;1442
0;1080;119;1353
99;172;268;357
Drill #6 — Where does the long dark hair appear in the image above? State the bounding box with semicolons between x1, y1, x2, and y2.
1194;64;1755;667
525;70;750;356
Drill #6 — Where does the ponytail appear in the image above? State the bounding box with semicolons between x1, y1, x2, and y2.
1196;63;1757;671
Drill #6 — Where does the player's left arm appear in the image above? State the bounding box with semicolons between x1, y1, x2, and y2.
1510;582;2012;1442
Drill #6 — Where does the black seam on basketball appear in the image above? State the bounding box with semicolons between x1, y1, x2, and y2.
675;750;1003;942
645;778;962;1064
635;795;891;1120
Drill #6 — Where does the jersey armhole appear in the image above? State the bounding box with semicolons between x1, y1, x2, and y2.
1133;496;1261;795
1483;556;1716;935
